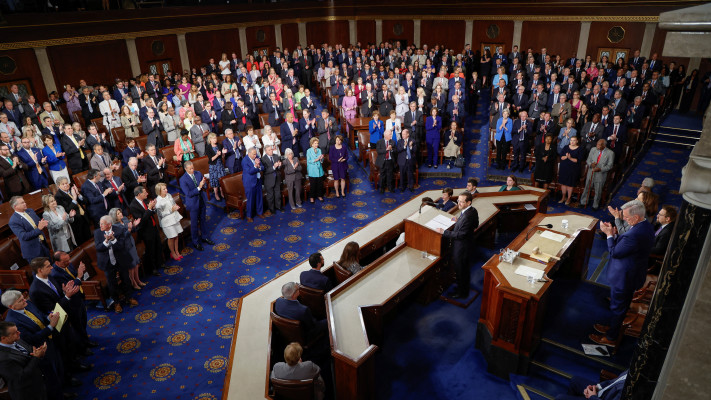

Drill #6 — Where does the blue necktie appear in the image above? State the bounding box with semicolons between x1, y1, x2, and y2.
47;280;58;296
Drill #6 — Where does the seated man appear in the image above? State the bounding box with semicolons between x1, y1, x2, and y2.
300;253;334;292
270;342;326;400
651;205;676;256
436;187;456;211
274;282;327;341
554;370;627;400
465;177;479;195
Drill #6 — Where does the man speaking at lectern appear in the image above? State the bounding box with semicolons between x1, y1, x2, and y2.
438;192;479;298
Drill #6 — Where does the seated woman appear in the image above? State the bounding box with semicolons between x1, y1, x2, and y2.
436;187;456;210
499;175;521;191
338;241;362;275
270;342;326;400
442;121;462;169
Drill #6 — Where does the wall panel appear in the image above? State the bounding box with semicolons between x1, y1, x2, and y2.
650;28;689;70
281;23;300;53
185;29;241;70
0;48;48;102
47;40;132;92
245;25;276;55
382;20;414;46
521;21;579;59
471;20;514;54
135;35;183;74
420;20;466;50
306;21;350;48
357;20;376;47
586;22;645;61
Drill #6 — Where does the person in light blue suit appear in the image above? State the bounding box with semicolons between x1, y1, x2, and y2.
494;109;513;169
241;147;264;222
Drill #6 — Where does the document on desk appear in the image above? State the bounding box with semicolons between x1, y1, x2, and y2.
540;230;566;242
514;265;544;280
424;214;455;231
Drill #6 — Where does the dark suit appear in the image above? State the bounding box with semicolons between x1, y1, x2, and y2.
81;179;109;226
222;137;244;173
376;138;397;192
396;137;417;191
15;147;48;190
94;223;133;303
377;91;395;116
605;221;654;339
511;118;532;171
121;166;142;204
604;124;627;162
60;133;88;173
143;154;166;196
142;117;165;149
0;340;48;400
9;210;50;263
0;155;30;196
54;189;92;244
179;171;209;246
651;223;673;256
261;153;283;213
85;133;112;155
299;269;334;292
280;121;300;156
403;110;424;142
28;276;72;316
241;156;264;219
274;297;327;341
129;198;162;274
557;371;628;400
50;262;89;344
264;100;283;127
78;93;101;123
442;206;479;296
300;96;317;115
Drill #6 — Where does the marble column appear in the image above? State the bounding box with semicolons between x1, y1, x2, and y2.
33;47;58;95
464;20;473;50
238;27;248;58
177;33;190;72
413;19;421;47
274;23;283;50
577;22;591;59
298;22;307;48
375;19;382;44
512;20;523;49
640;23;657;58
125;38;141;77
349;19;357;46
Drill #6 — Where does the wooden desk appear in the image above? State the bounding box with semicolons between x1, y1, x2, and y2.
346;117;369;150
222;186;548;400
0;189;50;238
476;212;598;378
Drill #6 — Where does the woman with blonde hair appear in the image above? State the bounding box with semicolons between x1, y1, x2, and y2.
154;182;184;261
42;194;76;252
121;104;140;138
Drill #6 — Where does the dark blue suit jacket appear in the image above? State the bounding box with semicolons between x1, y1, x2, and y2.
607;221;654;293
4;302;54;347
179;171;208;211
280;121;300;154
275;297;316;333
81;179;108;222
50;262;84;299
222;137;244;173
94;223;132;271
592;370;628;400
8;210;46;262
241;156;263;191
299;269;334;292
15;147;48;190
28;276;71;315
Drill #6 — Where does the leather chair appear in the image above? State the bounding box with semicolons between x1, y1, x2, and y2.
297;285;326;320
112;127;127;153
220;172;247;217
72;170;90;191
160;145;181;179
68;245;109;309
333;262;352;284
135;135;149;153
189;156;211;200
270;303;308;346
270;377;315;400
0;236;27;270
258;113;269;128
72;111;85;130
357;130;370;167
0;270;32;292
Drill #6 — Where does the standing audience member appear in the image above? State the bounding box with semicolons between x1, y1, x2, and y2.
41;194;76;253
94;215;137;313
558;136;583;205
51;251;99;348
261;144;284;215
329;135;349;197
205;133;227;201
82;168;111;225
284;148;304;209
376;130;397;193
306;137;325;203
580;139;614;210
129;186;163;277
242;147;266;221
397;129;417;192
154;183;184;261
425;108;441;168
0;143;30;196
179;161;214;249
9;196;50;263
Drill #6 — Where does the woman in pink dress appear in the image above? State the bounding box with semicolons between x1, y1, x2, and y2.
586;61;599;80
342;88;358;134
353;78;365;105
273;77;284;101
178;76;191;100
570;91;583;120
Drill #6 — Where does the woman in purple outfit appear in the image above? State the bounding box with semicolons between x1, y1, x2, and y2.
329;135;349;197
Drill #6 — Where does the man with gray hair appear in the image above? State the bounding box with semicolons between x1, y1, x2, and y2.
580;139;614;211
94;214;137;313
590;199;654;348
274;282;327;341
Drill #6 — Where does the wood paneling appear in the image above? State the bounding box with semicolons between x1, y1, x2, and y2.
586;22;646;60
521;21;580;58
245;25;276;54
306;21;350;48
471;20;515;53
135;35;183;75
280;23;299;53
382;20;414;46
421;20;466;50
47;40;132;92
0;49;48;102
357;20;376;47
185;29;241;70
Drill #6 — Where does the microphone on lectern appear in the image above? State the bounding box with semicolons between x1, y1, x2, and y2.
525;224;553;240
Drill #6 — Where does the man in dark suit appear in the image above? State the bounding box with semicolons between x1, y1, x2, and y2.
316;109;338;155
241;148;265;222
280;112;300;156
129;83;145;103
145;75;161;100
0;321;49;400
261;144;283;215
300;89;317;115
511;111;532;172
142;108;165;149
555;370;628;400
610;90;628;117
396;129;417;192
143;144;166;197
51;251;98;348
625;96;646;129
403;102;424;144
264;92;283;127
78;87;101;125
438;192;479;298
511;85;530;118
121;157;146;204
233;98;252;133
95;215;138;313
376;130;397;193
8;196;50;263
446;95;465;126
581;114;605;157
178;161;213;249
100;168;126;212
81;168;112;226
0;143;30;196
651;205;676;256
360;84;377;117
604;115;627;163
535;112;559;146
28;257;78;316
299;253;334;292
60;124;88;173
378;84;395;116
591;200;654;347
130;186;163;276
490;93;510;124
222;129;244;174
274;282;327;341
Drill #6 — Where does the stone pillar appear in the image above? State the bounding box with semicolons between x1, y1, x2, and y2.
33;47;58;96
349;19;357;46
274;23;283;50
375;19;382;44
125;38;142;77
640;23;657;58
177;33;190;73
238;27;248;58
512;20;523;49
298;22;307;48
413;19;421;47
464;20;473;50
577;22;591;59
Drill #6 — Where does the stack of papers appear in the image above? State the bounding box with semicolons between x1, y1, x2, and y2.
540;230;566;242
424;215;455;231
514;265;544;280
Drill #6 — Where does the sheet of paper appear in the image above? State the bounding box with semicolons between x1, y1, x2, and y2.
540;230;566;242
10;263;19;271
582;344;610;357
524;203;536;211
424;214;456;231
514;265;544;280
30;190;41;195
426;254;437;261
82;272;90;281
53;303;68;333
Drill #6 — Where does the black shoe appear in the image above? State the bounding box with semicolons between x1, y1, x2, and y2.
86;341;99;348
193;243;204;251
202;238;215;245
63;393;79;399
69;377;82;387
151;271;161;277
73;363;92;372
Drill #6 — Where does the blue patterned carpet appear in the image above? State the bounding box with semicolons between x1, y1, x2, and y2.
77;93;694;399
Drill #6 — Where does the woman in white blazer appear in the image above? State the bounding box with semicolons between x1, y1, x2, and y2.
155;183;184;261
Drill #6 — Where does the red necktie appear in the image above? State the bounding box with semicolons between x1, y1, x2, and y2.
612;126;618;148
241;107;246;124
596;151;602;164
110;180;123;204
